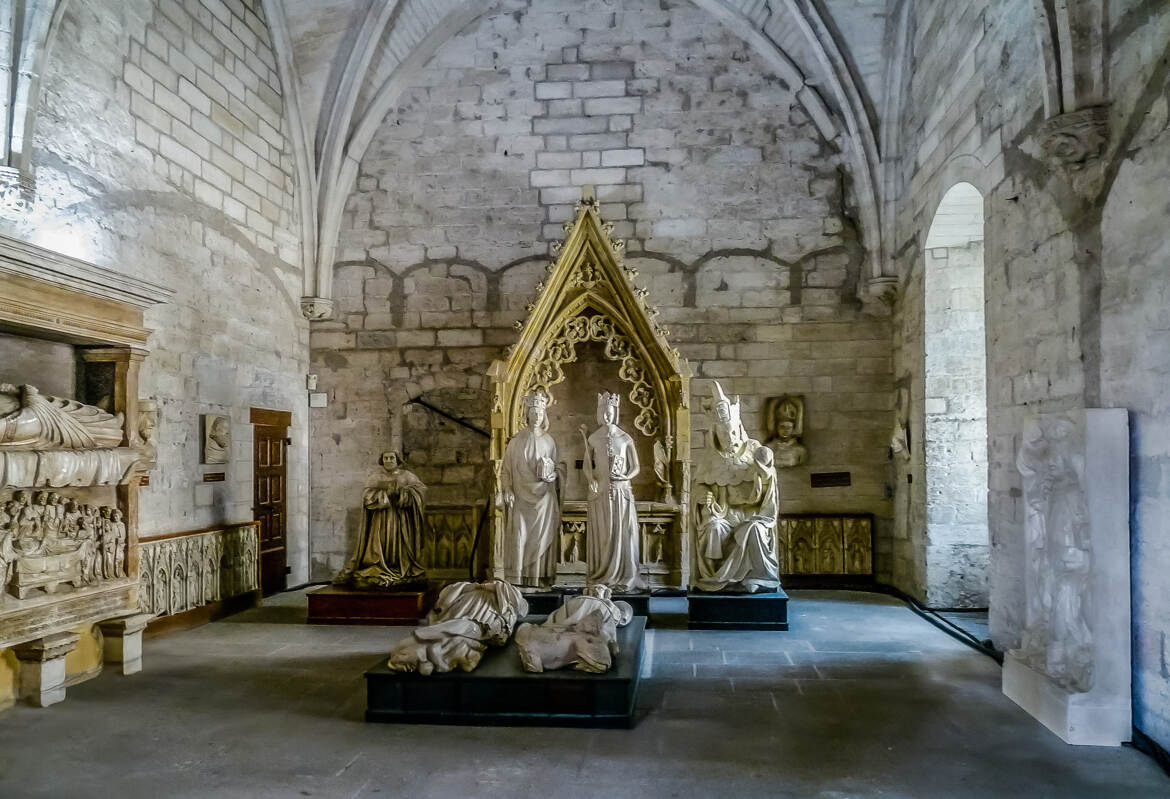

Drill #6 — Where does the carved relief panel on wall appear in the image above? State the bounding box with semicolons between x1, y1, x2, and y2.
763;395;808;468
202;414;230;465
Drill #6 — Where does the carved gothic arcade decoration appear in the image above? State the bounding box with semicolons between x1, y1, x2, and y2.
487;189;693;589
0;233;171;651
139;523;259;618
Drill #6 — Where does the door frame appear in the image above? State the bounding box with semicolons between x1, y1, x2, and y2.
250;407;291;596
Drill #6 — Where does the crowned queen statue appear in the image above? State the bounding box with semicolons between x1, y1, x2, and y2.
499;392;562;590
580;391;646;593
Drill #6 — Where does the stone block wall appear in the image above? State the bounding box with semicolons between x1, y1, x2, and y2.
891;0;1170;750
309;0;895;580
0;0;310;582
1098;0;1170;752
923;242;989;608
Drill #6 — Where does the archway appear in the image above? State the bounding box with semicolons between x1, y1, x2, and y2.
924;182;989;608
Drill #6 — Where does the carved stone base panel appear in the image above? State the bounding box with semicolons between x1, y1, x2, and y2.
138;524;259;620
420;504;480;576
0;580;137;649
98;613;152;676
13;630;80;707
557;501;683;589
778;514;873;578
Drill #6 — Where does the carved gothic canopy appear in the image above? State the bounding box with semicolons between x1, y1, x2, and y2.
488;192;691;444
486;191;694;586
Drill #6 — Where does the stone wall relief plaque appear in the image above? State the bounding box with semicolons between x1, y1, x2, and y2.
763;394;808;468
201;414;230;465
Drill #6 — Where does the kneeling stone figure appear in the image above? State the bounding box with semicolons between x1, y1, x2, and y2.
387;580;529;675
515;585;634;674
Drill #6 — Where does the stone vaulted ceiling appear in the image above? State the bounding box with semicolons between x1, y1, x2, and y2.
265;0;895;318
0;0;1105;318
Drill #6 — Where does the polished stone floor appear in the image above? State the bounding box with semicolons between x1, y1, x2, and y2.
0;590;1166;798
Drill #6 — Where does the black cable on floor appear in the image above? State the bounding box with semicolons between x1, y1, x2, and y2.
863;584;1003;663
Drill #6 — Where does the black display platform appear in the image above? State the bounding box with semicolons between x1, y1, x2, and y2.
612;592;650;617
525;590;651;616
365;616;646;728
687;589;789;630
520;591;564;615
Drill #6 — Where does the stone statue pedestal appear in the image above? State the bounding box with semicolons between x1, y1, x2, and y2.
687;589;789;630
98;613;153;675
1001;408;1131;746
1002;652;1130;746
365;615;646;728
306;585;426;626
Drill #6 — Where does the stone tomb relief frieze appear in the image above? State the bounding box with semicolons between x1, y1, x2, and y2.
0;233;170;655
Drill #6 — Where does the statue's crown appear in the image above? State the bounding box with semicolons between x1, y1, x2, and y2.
524;392;549;411
598;391;621;412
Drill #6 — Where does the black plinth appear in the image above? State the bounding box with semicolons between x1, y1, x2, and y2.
612;592;650;617
687;589;789;630
520;591;564;615
365;616;646;728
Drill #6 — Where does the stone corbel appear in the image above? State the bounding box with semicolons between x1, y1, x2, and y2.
300;296;334;321
1039;105;1110;202
862;275;898;317
13;631;80;707
1040;106;1110;167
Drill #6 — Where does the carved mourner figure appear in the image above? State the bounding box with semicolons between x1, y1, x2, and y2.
386;580;528;675
334;451;426;590
100;506;118;579
499;392;562;590
580;391;646;592
0;502;15;592
111;509;127;577
695;446;781;593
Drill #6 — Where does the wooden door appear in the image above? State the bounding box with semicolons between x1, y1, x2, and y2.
253;421;288;595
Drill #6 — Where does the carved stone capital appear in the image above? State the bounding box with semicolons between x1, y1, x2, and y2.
862;275;898;316
1040;106;1110;168
12;631;80;663
300;296;334;321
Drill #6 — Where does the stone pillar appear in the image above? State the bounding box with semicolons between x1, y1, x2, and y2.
98;613;154;676
13;632;81;708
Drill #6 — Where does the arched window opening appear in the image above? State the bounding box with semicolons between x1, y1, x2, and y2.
924;182;989;609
